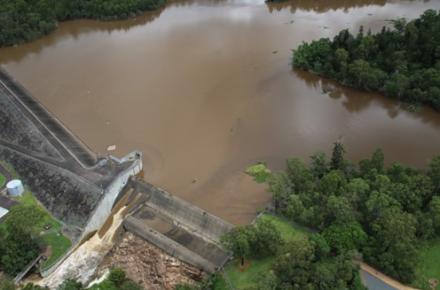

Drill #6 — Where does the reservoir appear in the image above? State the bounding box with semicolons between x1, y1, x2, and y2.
1;0;440;225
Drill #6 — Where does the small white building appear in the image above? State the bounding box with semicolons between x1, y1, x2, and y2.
6;179;24;197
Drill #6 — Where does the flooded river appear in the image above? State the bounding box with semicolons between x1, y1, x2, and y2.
1;0;440;224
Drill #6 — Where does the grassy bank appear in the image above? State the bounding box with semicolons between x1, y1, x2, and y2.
0;174;5;188
222;214;308;289
6;191;72;270
414;239;440;290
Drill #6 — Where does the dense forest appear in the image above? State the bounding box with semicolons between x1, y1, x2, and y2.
0;0;165;47
293;9;440;110
222;143;440;289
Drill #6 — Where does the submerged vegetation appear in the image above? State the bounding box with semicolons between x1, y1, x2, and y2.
0;0;165;47
293;10;440;111
225;142;440;289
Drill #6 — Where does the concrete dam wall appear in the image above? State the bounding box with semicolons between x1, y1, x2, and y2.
0;65;230;278
133;181;234;242
0;66;142;241
123;180;233;273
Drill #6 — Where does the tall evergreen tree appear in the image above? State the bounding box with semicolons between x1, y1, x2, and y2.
330;142;345;171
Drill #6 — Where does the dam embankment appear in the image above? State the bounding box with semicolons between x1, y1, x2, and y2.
0;66;142;239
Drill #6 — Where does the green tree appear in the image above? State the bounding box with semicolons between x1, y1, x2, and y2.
309;234;330;259
429;196;440;234
330;142;346;171
366;207;417;283
268;172;292;212
272;239;315;290
345;178;370;207
322;221;367;254
120;280;142;290
108;268;126;287
286;158;315;194
324;195;356;225
1;224;40;275
319;171;347;196
293;10;440;111
429;156;440;193
57;279;83;290
253;219;283;257
310;152;329;179
221;227;252;266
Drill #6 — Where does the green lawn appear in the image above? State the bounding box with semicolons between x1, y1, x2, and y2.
414;238;440;290
221;213;308;290
6;191;72;271
0;161;71;272
0;161;18;179
0;173;5;188
40;232;72;270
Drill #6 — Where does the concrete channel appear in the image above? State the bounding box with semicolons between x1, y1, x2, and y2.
122;180;233;273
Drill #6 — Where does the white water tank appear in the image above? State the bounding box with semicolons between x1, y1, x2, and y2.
6;180;24;197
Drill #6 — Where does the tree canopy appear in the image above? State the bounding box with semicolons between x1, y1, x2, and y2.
254;143;440;285
0;204;43;276
0;0;165;47
293;10;440;111
221;219;283;265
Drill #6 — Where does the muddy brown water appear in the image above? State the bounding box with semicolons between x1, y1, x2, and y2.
1;0;440;225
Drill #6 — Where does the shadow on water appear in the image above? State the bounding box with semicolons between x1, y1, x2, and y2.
293;69;440;129
0;6;167;64
264;0;425;14
0;0;429;65
0;0;236;65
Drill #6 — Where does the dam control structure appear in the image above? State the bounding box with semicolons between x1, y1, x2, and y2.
0;66;233;277
0;66;142;247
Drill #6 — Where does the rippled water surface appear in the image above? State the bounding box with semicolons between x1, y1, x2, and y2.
2;0;440;224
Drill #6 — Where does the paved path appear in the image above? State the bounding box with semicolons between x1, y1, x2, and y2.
360;262;419;290
14;254;44;284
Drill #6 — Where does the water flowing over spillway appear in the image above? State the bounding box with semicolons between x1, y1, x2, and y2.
40;207;126;289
